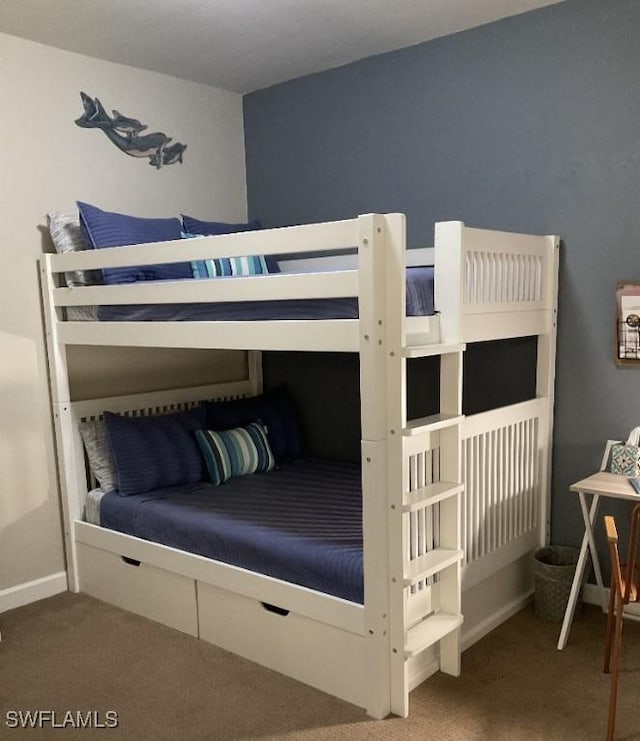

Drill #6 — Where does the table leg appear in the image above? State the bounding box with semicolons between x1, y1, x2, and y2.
578;491;605;604
557;492;600;650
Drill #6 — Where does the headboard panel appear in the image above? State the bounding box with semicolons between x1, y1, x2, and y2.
71;379;255;421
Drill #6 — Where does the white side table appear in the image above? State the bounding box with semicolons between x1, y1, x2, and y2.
557;470;640;649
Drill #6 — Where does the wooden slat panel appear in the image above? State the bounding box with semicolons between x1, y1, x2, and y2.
463;251;544;306
461;408;541;567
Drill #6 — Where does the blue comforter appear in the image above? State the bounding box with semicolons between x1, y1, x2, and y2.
100;457;364;603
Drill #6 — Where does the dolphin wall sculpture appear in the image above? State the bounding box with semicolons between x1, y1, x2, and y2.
75;92;187;169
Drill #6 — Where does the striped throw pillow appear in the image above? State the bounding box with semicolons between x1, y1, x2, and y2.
191;255;269;279
195;422;275;486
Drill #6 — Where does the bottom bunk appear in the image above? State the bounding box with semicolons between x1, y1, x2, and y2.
54;375;551;718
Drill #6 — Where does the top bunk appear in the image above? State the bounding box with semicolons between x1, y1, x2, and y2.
40;212;559;354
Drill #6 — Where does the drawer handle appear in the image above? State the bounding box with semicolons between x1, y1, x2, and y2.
261;602;289;617
121;556;141;567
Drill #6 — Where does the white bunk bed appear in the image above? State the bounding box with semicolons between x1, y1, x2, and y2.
40;214;559;719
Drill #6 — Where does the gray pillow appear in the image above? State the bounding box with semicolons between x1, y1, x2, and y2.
47;212;101;287
79;419;117;493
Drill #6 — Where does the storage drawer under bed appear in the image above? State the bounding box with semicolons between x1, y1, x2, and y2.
77;542;198;636
197;580;366;708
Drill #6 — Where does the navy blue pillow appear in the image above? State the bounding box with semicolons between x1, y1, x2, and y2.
104;407;206;496
181;215;280;274
77;201;191;284
181;215;261;236
202;386;304;463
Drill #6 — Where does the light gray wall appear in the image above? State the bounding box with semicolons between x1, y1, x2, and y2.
0;33;247;594
244;0;640;549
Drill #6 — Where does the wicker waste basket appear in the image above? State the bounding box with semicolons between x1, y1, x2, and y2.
533;546;581;623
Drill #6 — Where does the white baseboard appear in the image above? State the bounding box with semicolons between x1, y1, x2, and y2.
461;590;533;652
583;583;607;608
0;572;68;614
582;583;640;620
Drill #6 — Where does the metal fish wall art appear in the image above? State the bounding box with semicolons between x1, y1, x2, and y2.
75;92;187;169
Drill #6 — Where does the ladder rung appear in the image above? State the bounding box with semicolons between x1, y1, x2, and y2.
405;612;463;658
403;482;463;512
404;414;463;436
403;343;466;359
403;549;463;586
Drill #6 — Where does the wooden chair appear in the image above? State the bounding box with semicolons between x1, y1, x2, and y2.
604;503;640;741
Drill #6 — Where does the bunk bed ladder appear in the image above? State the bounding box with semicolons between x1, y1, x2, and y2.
401;346;464;692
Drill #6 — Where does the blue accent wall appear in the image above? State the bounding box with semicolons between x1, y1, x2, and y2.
244;0;640;549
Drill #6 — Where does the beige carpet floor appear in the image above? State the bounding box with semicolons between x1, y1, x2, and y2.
1;593;640;740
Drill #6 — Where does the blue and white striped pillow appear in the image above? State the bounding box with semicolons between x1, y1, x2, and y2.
181;231;270;279
191;255;269;279
195;422;275;486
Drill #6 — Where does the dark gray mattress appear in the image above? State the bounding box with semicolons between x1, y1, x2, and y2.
100;458;364;603
96;266;434;321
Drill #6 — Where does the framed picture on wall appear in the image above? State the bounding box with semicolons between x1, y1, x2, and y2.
616;282;640;365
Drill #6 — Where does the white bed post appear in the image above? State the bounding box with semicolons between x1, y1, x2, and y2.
359;213;392;719
358;213;407;719
536;236;560;545
434;222;465;344
39;255;82;592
